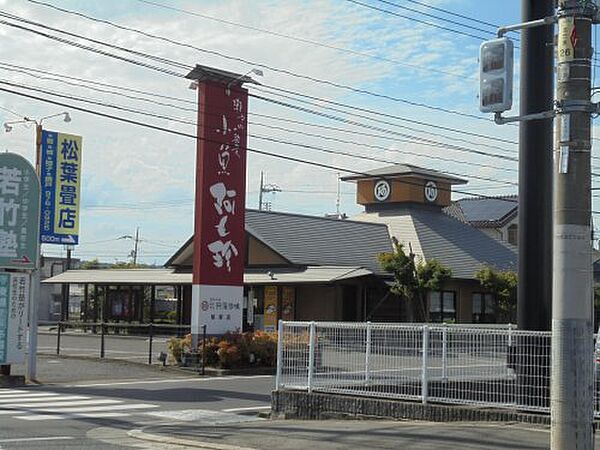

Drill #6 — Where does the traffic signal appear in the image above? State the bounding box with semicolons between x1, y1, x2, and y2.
479;37;514;113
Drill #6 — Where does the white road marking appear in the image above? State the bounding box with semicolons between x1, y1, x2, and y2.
0;395;88;404
0;388;160;421
30;403;158;414
0;393;59;400
0;399;121;408
17;412;130;421
67;374;273;387
0;436;75;443
222;406;271;412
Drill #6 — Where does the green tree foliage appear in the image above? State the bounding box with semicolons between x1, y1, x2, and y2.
378;237;451;321
110;261;151;269
475;266;517;323
80;258;101;270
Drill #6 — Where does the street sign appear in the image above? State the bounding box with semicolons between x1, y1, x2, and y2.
0;152;40;270
40;130;82;245
0;272;29;364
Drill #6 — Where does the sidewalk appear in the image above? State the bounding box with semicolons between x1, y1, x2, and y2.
8;354;196;384
130;418;560;449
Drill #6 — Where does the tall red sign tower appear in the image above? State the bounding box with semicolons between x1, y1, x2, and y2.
186;65;254;336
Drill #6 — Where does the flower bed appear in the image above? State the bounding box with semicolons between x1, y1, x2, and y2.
167;331;278;369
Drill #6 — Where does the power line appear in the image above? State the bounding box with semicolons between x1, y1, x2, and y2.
0;76;523;177
0;7;489;123
345;0;493;41
32;0;476;81
0;79;518;186
373;0;499;37
252;85;518;146
403;0;502;30
0;59;514;155
0;61;196;106
0;83;522;203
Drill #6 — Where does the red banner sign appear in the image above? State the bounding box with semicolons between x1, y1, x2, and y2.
193;81;247;286
191;78;247;335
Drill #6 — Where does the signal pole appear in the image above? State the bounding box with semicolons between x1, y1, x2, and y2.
518;0;554;332
552;1;595;447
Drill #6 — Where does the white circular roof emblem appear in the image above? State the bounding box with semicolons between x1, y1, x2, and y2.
374;180;391;202
424;180;438;202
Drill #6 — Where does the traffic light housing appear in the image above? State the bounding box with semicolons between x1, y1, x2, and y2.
479;37;514;113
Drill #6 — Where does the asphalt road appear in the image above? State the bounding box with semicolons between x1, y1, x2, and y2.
37;328;170;365
0;365;274;449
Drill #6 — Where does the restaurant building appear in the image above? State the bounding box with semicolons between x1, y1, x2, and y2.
45;164;518;326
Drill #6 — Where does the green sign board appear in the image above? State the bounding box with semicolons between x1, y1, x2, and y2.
0;152;40;270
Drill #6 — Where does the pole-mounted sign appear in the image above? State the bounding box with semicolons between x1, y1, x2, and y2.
0;272;29;365
39;130;82;245
0;152;40;270
186;65;257;337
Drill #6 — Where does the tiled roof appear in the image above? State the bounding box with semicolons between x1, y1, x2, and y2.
341;163;467;184
165;209;392;274
353;205;517;279
244;209;391;274
444;195;518;227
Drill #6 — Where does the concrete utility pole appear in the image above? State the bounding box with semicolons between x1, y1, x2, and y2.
552;0;595;447
133;227;139;265
258;171;281;211
518;0;554;332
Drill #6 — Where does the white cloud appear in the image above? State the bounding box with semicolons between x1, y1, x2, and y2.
0;0;530;263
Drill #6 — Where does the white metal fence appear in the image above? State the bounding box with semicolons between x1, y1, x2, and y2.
275;321;596;415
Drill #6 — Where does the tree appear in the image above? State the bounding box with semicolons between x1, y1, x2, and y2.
475;266;517;323
80;258;101;270
378;237;451;321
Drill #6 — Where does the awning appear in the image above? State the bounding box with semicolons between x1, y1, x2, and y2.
42;266;373;286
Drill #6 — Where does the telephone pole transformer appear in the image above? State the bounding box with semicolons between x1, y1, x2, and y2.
552;1;595;448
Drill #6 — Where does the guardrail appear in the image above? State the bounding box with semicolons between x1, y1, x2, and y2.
275;321;597;416
40;321;206;371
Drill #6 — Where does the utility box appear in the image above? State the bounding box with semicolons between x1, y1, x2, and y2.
479;37;514;113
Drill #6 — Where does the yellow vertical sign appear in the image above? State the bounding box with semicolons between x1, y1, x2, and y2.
558;16;576;63
264;286;278;331
53;133;82;236
281;286;295;321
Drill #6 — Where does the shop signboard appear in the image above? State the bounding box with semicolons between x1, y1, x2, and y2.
0;272;29;364
0;152;39;270
190;71;248;336
39;130;82;245
263;286;278;332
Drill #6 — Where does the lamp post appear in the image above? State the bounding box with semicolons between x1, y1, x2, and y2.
3;111;71;381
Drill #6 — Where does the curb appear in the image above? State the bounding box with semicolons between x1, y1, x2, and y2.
127;429;256;450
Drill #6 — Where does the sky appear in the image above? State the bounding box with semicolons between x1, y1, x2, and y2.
0;0;593;265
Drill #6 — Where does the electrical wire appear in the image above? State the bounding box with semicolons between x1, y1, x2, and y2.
0;83;521;203
0;79;518;186
0;7;490;123
33;0;476;81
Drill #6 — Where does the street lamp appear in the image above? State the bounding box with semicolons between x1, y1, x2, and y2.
1;110;72;380
3;111;72;172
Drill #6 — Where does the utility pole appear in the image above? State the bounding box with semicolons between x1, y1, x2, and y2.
552;1;595;447
258;171;264;211
258;171;281;211
132;227;139;265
